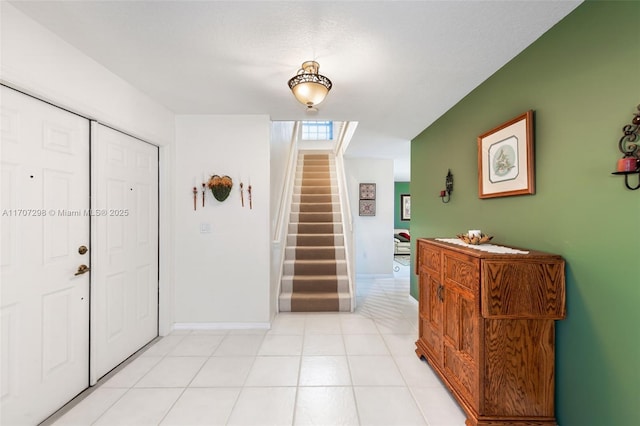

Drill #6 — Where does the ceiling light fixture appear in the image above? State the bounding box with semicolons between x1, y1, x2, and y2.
287;61;332;111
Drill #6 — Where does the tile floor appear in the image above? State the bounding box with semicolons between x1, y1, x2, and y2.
50;261;466;425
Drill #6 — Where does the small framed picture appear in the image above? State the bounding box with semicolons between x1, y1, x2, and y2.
400;194;411;221
478;110;535;199
359;199;376;216
359;183;376;200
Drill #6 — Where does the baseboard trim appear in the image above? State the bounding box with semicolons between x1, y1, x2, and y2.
173;322;271;331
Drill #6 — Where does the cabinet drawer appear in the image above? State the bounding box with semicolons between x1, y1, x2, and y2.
443;252;479;293
481;260;566;319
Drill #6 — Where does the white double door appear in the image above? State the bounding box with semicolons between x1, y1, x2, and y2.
1;86;159;425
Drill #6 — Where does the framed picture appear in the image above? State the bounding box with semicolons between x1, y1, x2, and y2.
400;194;411;221
359;199;376;216
359;183;376;200
478;110;535;199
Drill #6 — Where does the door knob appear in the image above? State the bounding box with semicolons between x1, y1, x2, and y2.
75;264;90;275
78;245;88;255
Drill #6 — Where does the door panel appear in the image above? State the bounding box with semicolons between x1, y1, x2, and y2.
91;123;159;382
1;85;90;425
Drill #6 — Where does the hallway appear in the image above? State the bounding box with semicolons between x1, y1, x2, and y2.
47;264;466;426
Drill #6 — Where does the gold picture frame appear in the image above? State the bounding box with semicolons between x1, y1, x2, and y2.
478;110;535;199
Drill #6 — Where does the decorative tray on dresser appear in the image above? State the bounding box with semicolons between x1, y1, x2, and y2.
415;238;566;426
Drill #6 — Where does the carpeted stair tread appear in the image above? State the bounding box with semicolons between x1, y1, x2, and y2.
288;234;343;246
291;222;342;234
289;246;341;260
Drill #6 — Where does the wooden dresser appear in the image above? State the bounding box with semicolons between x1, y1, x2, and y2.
415;238;566;426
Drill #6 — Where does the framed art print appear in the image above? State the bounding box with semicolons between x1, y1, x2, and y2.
359;183;376;200
400;194;411;221
478;110;535;199
359;199;376;216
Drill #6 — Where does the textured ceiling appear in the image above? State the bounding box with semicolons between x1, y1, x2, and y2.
8;0;582;180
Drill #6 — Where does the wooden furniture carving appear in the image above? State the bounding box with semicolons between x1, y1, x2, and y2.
415;238;565;426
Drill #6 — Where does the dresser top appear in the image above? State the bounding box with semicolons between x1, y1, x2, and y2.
418;238;564;261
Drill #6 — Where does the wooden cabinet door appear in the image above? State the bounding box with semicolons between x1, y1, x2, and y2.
442;251;481;410
419;269;443;365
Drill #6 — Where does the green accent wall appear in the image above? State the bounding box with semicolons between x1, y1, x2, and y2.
410;2;639;425
394;181;410;229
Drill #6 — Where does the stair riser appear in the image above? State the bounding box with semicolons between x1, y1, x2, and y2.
287;234;344;247
278;292;351;312
289;223;343;234
280;277;350;294
290;203;340;213
285;246;345;260
283;261;348;276
292;194;339;204
290;212;342;223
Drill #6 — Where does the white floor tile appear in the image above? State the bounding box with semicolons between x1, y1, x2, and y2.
226;387;296;426
168;334;224;356
140;335;185;357
374;317;416;334
305;315;342;334
294;387;358;426
348;355;405;386
101;356;163;388
135;356;207;388
302;334;345;355
410;386;467;425
213;334;264;356
244;356;300;387
93;388;182;426
394;355;443;388
258;334;303;356
354;386;427;426
340;316;379;334
382;333;419;356
268;315;306;335
344;334;390;355
52;388;128;426
160;387;241;426
298;356;351;386
190;356;255;387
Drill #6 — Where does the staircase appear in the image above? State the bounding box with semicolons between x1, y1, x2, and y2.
279;151;351;312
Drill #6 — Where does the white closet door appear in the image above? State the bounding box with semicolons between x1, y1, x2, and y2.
90;122;159;382
1;86;90;425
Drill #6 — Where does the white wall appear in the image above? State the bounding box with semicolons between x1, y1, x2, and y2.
175;115;272;325
0;3;174;146
344;158;395;275
1;3;177;335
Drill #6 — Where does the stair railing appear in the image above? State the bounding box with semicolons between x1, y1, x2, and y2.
273;122;300;313
334;122;357;312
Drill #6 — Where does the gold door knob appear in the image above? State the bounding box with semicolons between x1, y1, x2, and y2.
75;264;90;276
78;245;88;255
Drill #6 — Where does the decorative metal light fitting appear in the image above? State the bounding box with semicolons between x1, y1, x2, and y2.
611;104;640;190
288;61;332;111
440;169;453;203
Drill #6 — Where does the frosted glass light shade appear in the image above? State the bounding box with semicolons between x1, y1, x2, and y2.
288;61;332;108
291;82;329;107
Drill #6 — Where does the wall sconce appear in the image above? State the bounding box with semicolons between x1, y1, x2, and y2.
440;169;453;203
611;104;640;190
